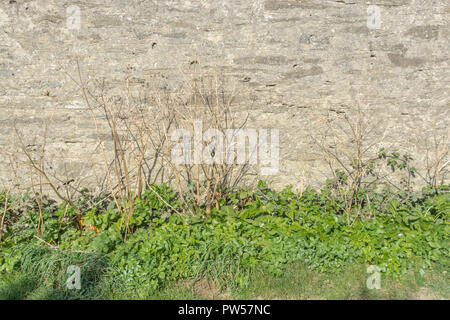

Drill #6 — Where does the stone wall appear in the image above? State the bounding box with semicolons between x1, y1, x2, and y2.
0;0;449;190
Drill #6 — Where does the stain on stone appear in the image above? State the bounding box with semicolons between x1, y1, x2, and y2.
333;1;356;4
390;43;408;55
256;56;289;65
299;34;330;47
405;25;439;40
87;133;114;141
362;0;411;6
38;14;64;24
235;56;289;66
388;53;425;68
304;58;322;64
92;15;124;27
283;66;323;79
163;32;187;39
299;34;317;44
265;0;329;10
344;26;370;35
271;17;303;23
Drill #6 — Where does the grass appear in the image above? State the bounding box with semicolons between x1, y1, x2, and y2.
1;261;448;300
237;262;449;300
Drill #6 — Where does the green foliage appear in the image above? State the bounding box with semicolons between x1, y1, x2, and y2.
0;182;449;298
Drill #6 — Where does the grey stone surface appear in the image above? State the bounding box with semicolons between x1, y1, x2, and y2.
0;0;448;190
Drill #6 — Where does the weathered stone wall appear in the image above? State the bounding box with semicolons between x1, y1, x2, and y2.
0;0;449;190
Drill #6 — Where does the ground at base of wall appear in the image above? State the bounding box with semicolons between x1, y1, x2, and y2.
1;262;447;300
